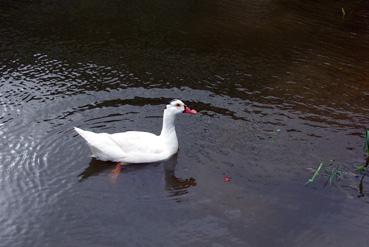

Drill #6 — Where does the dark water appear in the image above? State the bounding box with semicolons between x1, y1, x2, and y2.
1;0;369;246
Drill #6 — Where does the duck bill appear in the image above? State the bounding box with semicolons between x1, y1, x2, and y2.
183;106;197;115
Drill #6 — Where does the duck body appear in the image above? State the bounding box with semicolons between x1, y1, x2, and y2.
74;99;196;164
74;128;178;163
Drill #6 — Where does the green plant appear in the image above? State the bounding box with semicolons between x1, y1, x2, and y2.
306;162;324;185
328;165;342;185
357;130;369;197
306;160;343;185
364;129;369;155
356;164;368;174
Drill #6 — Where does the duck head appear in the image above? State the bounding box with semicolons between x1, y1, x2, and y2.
166;99;197;115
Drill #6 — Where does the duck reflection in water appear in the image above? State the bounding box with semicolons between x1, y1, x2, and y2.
163;153;197;197
77;154;197;195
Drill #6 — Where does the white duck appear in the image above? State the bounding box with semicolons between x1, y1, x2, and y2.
74;99;197;164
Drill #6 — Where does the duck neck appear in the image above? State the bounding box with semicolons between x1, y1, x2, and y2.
160;109;176;137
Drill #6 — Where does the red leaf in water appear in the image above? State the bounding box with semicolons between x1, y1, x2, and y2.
224;176;231;183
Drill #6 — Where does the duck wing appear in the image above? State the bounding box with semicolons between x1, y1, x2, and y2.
74;127;127;161
110;131;164;155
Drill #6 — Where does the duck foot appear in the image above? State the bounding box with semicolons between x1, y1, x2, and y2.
110;163;123;183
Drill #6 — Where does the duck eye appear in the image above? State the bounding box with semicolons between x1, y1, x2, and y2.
176;103;181;107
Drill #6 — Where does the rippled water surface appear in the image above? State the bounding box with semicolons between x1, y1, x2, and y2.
1;0;369;246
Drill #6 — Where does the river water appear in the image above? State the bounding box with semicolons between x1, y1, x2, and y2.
1;0;369;246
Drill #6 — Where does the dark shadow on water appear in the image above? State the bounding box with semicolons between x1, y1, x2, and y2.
77;159;114;181
77;154;197;196
77;158;152;182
